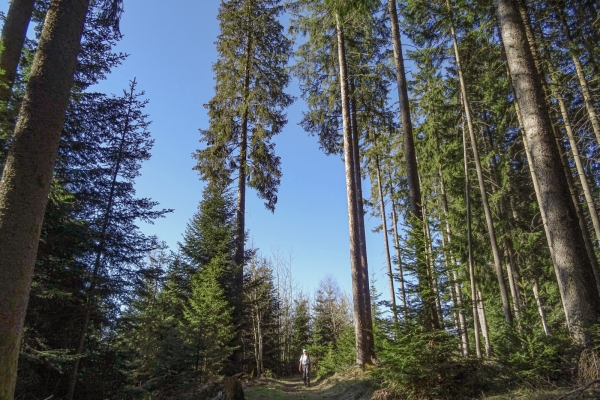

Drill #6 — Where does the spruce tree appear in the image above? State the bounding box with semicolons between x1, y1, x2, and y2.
195;0;293;368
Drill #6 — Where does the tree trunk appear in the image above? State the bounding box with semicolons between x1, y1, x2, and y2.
0;0;89;397
477;290;493;357
495;0;600;346
421;190;443;328
480;118;524;321
463;119;482;359
388;169;408;321
335;19;372;366
375;156;398;326
0;0;36;103
518;2;600;294
556;87;600;250
231;33;254;372
532;280;550;336
555;3;600;145
439;170;469;356
66;82;136;399
387;0;438;330
349;82;374;358
447;0;513;327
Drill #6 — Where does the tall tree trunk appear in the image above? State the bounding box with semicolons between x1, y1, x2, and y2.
556;87;600;249
519;3;600;293
387;0;438;330
480;119;524;321
555;3;600;145
349;83;374;357
335;19;373;366
388;170;408;321
67;82;136;399
421;189;443;328
509;0;600;297
375;156;398;326
495;0;600;346
439;170;469;356
463;119;482;359
0;0;36;103
231;33;254;372
447;0;512;327
532;280;551;336
477;290;493;357
0;0;89;397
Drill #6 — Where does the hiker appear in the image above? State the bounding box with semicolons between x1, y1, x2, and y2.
299;348;311;387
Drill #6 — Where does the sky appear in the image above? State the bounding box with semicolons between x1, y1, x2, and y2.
5;1;400;297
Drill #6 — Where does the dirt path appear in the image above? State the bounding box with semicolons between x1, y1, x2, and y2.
244;372;376;400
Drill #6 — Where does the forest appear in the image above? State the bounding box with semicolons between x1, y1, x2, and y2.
1;0;600;399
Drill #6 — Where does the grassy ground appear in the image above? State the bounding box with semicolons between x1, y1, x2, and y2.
243;371;600;399
244;369;377;400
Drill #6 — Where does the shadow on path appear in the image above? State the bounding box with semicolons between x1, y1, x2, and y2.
244;372;375;400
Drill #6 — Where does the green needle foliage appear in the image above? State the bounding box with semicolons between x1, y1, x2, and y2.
195;0;293;211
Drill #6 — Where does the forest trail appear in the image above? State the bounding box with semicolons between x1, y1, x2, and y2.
244;371;377;400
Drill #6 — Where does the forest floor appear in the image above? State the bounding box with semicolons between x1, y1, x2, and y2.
244;369;377;400
242;371;600;399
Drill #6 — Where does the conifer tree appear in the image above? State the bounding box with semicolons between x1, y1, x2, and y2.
0;0;91;395
195;1;293;367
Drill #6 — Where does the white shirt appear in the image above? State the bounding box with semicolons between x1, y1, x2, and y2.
300;354;310;365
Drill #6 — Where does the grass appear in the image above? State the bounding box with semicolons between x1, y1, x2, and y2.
244;368;376;400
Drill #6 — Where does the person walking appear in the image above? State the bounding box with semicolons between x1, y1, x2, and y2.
299;348;311;387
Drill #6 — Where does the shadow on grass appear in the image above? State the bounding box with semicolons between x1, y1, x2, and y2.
244;371;377;400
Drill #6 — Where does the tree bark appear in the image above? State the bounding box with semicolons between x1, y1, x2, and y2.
554;3;600;145
421;188;443;328
532;280;550;336
517;1;600;294
375;156;398;326
387;0;438;330
463;119;482;359
0;0;36;102
349;82;374;358
388;169;408;321
439;169;469;356
495;0;600;346
0;0;89;397
335;19;373;366
447;0;513;327
477;290;493;357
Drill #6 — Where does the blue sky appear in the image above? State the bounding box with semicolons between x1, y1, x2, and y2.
8;1;402;297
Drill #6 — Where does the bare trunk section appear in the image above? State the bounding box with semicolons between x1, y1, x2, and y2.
349;82;374;357
439;170;469;356
447;0;512;327
421;188;443;328
335;19;373;366
518;2;600;293
555;4;600;145
495;0;600;346
0;0;89;397
387;0;438;330
67;82;136;400
375;157;398;326
388;170;408;321
556;89;600;249
532;280;550;336
0;0;36;103
477;290;493;357
481;119;524;321
463;119;482;359
511;0;600;298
